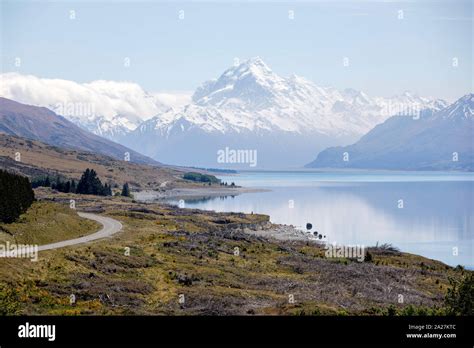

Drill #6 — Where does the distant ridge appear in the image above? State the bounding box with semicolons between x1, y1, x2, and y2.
0;97;160;166
306;94;474;171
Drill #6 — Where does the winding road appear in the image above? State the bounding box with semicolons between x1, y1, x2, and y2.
37;212;123;252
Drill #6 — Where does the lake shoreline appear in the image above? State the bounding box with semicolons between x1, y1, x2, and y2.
134;186;269;201
150;170;473;268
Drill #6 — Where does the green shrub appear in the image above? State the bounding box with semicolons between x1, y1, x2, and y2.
445;273;474;315
183;172;220;184
0;284;22;315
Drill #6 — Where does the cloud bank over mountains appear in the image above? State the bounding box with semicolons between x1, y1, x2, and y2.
0;72;191;138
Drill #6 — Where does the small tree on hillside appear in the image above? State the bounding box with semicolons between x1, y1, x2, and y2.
102;183;112;196
0;170;35;223
121;183;131;197
64;180;71;193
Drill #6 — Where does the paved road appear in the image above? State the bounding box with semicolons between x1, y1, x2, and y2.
37;212;123;252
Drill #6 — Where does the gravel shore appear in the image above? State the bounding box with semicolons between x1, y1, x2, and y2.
243;223;325;242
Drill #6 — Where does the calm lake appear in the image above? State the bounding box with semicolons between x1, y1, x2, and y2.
168;171;474;268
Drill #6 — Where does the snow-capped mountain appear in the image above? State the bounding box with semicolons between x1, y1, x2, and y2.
0;59;448;168
438;93;474;120
121;57;447;168
306;94;474;171
0;73;189;139
139;58;392;137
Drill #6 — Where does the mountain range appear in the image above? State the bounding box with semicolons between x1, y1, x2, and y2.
120;57;447;168
0;97;159;166
306;94;474;171
1;58;460;169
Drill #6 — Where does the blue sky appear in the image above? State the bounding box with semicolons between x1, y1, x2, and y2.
1;0;472;101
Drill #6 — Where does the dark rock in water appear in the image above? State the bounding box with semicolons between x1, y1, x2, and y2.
306;223;312;230
313;231;318;236
318;235;322;240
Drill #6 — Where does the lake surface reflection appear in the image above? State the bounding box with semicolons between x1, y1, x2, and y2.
168;171;474;267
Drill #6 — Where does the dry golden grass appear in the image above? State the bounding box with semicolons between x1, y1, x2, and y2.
0;134;186;190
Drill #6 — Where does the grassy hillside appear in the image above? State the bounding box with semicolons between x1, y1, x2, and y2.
0;134;190;190
0;201;100;245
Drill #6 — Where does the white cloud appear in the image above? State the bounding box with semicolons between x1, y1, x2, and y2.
153;91;192;109
0;73;191;125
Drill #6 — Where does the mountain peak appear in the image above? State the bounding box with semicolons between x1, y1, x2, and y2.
240;56;273;76
441;93;474;120
192;57;286;106
288;73;310;84
459;93;474;103
225;56;275;81
244;56;267;67
341;88;371;105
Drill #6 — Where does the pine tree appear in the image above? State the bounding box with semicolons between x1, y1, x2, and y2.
0;170;35;223
64;181;71;193
76;168;108;196
102;183;112;196
121;183;131;197
76;169;91;194
90;169;103;195
54;177;63;192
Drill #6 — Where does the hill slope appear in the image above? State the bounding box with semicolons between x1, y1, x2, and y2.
0;97;159;166
0;134;184;190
